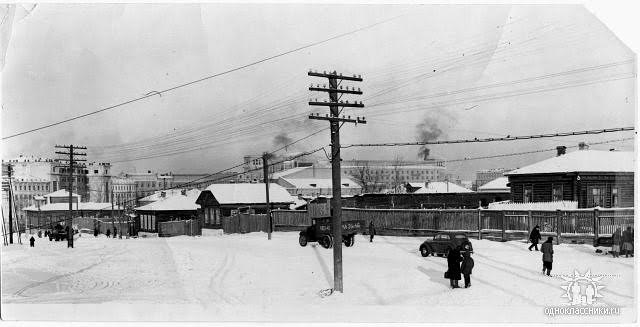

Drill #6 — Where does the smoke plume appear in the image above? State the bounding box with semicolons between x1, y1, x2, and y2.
273;132;293;150
416;119;443;160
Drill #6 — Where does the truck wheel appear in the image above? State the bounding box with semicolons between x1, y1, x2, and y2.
346;235;355;247
299;234;308;247
320;235;333;249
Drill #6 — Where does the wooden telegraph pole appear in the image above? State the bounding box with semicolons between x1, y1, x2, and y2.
262;152;273;240
6;164;14;244
55;144;87;248
308;70;365;293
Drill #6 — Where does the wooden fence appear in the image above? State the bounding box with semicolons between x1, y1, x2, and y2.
158;219;201;237
225;208;635;243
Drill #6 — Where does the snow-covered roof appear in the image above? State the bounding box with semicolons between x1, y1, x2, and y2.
204;183;295;204
281;177;361;189
45;189;80;198
136;191;200;211
477;177;510;192
270;166;310;179
413;181;473;194
23;202;120;212
139;189;200;203
506;150;634;175
289;198;308;210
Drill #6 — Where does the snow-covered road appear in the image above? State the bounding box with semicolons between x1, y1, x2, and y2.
1;231;635;323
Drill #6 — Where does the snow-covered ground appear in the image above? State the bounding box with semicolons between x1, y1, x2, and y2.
1;230;635;323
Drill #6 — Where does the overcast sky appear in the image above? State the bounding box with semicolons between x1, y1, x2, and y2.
1;3;635;180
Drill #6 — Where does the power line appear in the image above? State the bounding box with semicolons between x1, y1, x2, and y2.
1;14;404;141
341;127;635;148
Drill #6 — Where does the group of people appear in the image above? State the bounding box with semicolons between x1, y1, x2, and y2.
612;227;634;258
445;243;474;289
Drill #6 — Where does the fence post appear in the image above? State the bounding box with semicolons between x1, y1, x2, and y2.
593;208;599;240
527;210;532;236
555;209;561;245
477;209;482;240
501;211;506;242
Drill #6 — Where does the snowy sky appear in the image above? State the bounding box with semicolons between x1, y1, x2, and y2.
0;3;636;180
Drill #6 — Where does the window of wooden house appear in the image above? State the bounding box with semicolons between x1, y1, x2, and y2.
611;187;619;207
552;184;563;202
523;185;533;203
591;187;605;207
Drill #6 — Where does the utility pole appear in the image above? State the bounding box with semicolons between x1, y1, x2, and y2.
308;70;365;293
262;152;273;240
111;188;115;237
55;144;87;248
6;164;13;244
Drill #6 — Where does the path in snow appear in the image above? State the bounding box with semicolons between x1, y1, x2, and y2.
1;231;635;323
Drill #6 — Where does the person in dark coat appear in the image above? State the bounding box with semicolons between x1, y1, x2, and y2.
622;227;634;258
94;228;99;237
612;228;622;258
113;227;117;239
29;236;35;247
446;246;462;288
541;236;554;276
369;221;376;242
106;229;111;238
461;251;474;288
528;225;542;251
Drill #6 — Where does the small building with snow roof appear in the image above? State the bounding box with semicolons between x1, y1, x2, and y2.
505;149;634;208
196;183;296;228
135;189;201;232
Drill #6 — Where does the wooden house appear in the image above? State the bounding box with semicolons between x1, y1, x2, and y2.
505;149;634;208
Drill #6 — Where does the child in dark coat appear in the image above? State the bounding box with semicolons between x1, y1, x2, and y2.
541;236;554;276
461;251;475;288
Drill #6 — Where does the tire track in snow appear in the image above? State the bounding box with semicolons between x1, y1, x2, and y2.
12;247;123;299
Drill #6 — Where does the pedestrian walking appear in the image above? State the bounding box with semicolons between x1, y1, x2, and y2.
461;250;474;288
528;225;541;251
541;236;554;276
94;228;99;237
106;229;111;238
113;227;117;239
369;221;376;242
612;228;622;258
37;230;42;238
446;246;462;288
622;227;634;258
29;236;35;247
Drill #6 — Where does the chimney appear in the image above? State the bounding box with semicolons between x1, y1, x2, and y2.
556;146;567;156
578;142;589;151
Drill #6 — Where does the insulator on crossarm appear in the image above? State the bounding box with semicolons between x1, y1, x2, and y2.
348;116;351;119
323;70;326;74
345;100;349;104
326;114;329;117
358;74;361;78
357;87;361;92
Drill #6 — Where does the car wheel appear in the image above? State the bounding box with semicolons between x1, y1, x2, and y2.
420;246;430;257
299;234;308;247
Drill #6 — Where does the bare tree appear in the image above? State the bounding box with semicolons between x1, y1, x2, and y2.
349;160;384;193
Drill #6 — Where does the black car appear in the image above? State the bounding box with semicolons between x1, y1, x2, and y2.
419;232;473;257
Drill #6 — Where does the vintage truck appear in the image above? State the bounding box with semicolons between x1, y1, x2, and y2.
299;217;365;249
